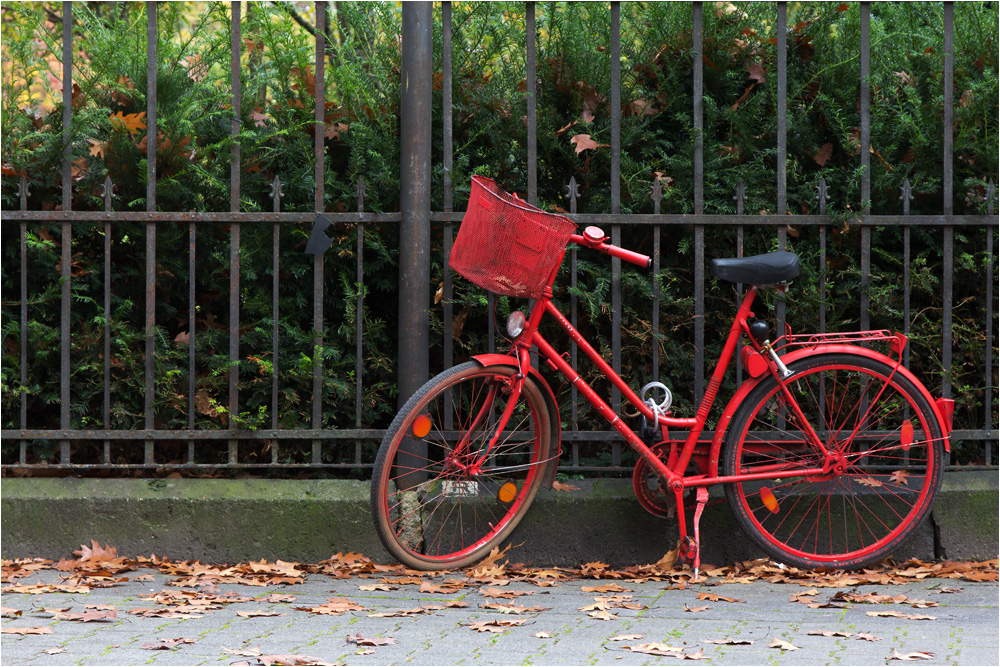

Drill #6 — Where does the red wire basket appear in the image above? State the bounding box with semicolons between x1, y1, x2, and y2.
450;176;577;299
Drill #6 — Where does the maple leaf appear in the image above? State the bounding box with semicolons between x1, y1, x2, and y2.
890;650;935;661
747;62;767;84
856;477;883;488
87;139;107;159
696;592;745;603
346;634;396;646
109;111;147;136
769;637;799;650
570;134;607;154
813;143;833;167
889;470;910;486
1;626;53;635
142;637;195;650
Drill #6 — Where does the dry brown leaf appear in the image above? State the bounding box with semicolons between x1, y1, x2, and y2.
237;610;284;618
704;638;753;645
855;633;883;642
866;611;936;620
570;134;607;154
254;654;334;666
294;598;365;616
625;643;706;660
769;637;799;651
609;634;643;642
223;646;264;657
346;634;396;647
696;592;745;603
480;587;533;599
551;480;581;491
890;650;935;661
42;648;66;655
260;594;297;603
355;648;376;656
466;619;527;633
684;604;710;613
142;637;196;650
0;606;22;617
808;630;853;638
359;584;396;592
581;583;631;593
813;142;833;167
534;631;553;638
1;626;53;635
588;609;618;621
480;602;551;614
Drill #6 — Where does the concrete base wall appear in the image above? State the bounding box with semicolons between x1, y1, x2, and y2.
2;472;996;566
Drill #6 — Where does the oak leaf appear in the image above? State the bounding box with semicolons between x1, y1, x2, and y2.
813;143;833;167
570;134;607;154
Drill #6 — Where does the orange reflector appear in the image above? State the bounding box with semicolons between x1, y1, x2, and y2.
900;419;914;448
412;414;432;438
760;486;780;514
498;481;518;504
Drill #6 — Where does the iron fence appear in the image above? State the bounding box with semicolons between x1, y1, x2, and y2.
2;1;997;474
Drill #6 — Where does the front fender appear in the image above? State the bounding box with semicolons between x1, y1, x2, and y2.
708;344;951;477
471;353;562;489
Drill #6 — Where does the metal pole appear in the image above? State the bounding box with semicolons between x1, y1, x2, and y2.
398;1;432;406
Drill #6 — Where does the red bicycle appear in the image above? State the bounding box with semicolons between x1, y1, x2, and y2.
371;176;954;572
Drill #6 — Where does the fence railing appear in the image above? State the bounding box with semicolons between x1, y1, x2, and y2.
2;1;997;474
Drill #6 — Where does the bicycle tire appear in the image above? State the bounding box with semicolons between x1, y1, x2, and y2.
721;352;944;570
371;361;553;570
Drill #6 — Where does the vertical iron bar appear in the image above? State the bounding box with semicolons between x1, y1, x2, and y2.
188;213;196;463
817;178;829;336
19;176;29;464
355;178;365;465
270;175;283;462
901;179;913;369
145;2;157;466
610;1;621;468
985;185;996;463
775;2;787;336
443;1;454;404
526;2;537;203
860;2;871;332
103;178;113;465
313;1;326;463
652;178;662;384
567;177;579;462
229;0;241;466
735;182;746;385
941;2;954;400
60;1;72;464
693;2;705;404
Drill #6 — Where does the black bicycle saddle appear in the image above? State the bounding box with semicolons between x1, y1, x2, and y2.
710;250;800;285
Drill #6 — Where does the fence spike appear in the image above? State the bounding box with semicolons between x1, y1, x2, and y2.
565;176;579;214
986;179;996;216
18;175;29;210
357;177;366;212
899;178;914;216
733;180;746;215
101;176;116;211
651;176;663;203
815;177;830;215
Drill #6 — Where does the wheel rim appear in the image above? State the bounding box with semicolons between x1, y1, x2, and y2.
732;362;938;564
380;369;545;565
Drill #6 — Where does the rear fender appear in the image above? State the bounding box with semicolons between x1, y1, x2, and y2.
472;353;562;488
708;344;951;477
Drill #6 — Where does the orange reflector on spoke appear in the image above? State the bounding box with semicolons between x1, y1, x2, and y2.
498;481;518;504
412;414;432;438
900;419;914;449
760;486;780;514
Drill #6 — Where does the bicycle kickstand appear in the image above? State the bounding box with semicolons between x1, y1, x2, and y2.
691;487;709;579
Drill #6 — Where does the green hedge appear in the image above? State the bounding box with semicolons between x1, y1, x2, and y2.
2;2;996;470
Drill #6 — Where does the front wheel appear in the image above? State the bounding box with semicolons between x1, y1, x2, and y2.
371;362;553;570
722;352;944;569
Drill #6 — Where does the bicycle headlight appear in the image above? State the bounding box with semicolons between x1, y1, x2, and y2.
506;311;526;338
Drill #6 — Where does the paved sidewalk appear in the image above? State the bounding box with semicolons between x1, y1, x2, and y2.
2;560;997;666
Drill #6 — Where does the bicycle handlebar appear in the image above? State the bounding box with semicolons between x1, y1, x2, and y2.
569;228;652;269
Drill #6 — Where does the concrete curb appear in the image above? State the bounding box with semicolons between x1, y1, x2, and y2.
2;471;996;565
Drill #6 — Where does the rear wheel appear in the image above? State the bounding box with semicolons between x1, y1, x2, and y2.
371;362;553;570
722;353;944;569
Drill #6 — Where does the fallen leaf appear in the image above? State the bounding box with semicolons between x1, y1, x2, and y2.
769;637;799;650
355;648;376;656
52;609;118;622
73;540;118;561
1;607;22;617
466;619;527;633
1;626;53;635
890;649;935;661
142;637;195;650
581;584;631;593
480;587;533;599
480;602;551;614
609;634;643;642
625;643;706;660
588;609;618;621
223;646;263;657
253;654;334;666
808;630;853;638
534;631;553;638
684;604;710;613
696;592;745;603
552;480;581;491
855;633;883;642
294;598;365;616
237;610;284;618
704;638;754;645
747;62;767;84
43;648;66;655
935;587;962;594
346;634;396;647
260;594;297;603
866;611;936;620
359;584;396;592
